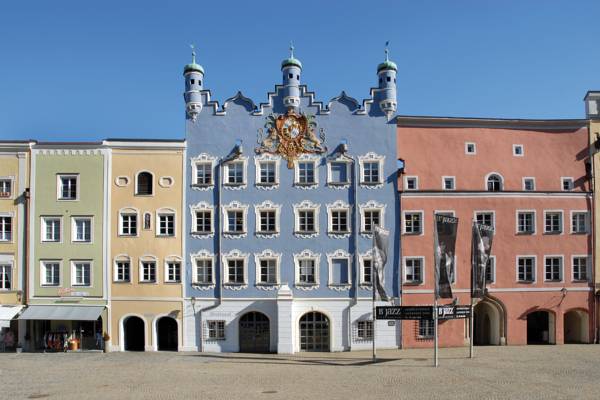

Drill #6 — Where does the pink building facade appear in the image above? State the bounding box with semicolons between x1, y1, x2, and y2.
397;117;594;348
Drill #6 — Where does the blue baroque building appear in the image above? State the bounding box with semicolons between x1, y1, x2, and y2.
182;46;400;353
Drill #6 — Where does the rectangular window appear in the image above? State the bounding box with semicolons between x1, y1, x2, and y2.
544;211;562;234
465;142;476;154
72;262;91;286
42;217;60;242
518;257;535;282
195;211;212;233
330;162;348;184
405;258;423;284
404;212;422;235
115;261;130;282
0;179;12;197
195;163;212;186
42;261;60;286
562;178;574;191
0;216;12;241
226;161;244;185
299;259;316;284
141;261;156;282
443;177;455;190
258;259;277;284
513;144;524;156
227;210;245;233
166;261;181;283
207;320;225;340
258;162;276;185
259;210;276;233
363;162;380;184
545;257;562;282
158;214;175;236
476;212;494;228
363;210;381;233
405;177;417;190
298;162;316;184
0;264;11;290
120;214;137;236
572;212;588;234
418;319;434;338
227;259;245;284
517;212;535;234
73;217;92;242
58;175;78;200
195;259;213;284
299;210;315;233
573;257;588;282
523;178;535;191
357;320;373;340
330;258;349;285
362;259;372;284
485;257;495;283
331;210;348;233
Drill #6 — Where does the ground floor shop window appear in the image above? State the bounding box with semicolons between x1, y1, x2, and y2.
418;319;434;339
356;320;373;340
207;320;225;340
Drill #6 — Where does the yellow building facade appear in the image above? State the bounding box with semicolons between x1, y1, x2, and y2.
0;142;30;343
106;140;185;351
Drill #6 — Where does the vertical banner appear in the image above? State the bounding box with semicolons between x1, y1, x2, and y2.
373;226;390;301
471;222;495;298
434;214;459;299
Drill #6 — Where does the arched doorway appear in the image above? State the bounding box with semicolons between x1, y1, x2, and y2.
527;311;554;344
473;301;503;345
124;316;145;351
564;310;589;344
157;317;178;351
239;312;270;353
299;312;330;352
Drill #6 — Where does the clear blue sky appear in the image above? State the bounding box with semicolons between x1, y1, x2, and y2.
1;0;599;141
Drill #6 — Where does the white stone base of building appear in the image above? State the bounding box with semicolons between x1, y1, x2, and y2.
182;292;399;353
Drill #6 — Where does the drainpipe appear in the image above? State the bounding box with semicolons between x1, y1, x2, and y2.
590;135;597;343
397;164;404;349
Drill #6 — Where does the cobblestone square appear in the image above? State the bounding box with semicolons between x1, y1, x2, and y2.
1;345;599;400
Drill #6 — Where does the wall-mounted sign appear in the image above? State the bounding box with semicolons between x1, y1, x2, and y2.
376;306;433;320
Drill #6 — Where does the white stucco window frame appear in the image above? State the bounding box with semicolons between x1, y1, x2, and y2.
513;144;524;157
359;200;386;238
561;177;574;191
0;176;16;200
222;156;248;190
40;215;62;243
402;210;424;236
254;200;281;238
70;259;93;288
254;153;281;190
190;153;217;190
113;254;131;283
570;210;590;234
118;207;139;237
403;256;425;285
222;200;249;239
404;175;418;191
326;200;351;238
71;216;93;244
293;249;321;290
543;255;564;283
473;210;496;230
0;212;14;243
189;201;214;239
40;259;62;287
515;209;536;235
156;207;177;237
139;255;158;284
293;200;320;238
56;173;80;201
522;177;536;191
326;154;352;189
0;256;14;291
484;172;504;192
543;209;563;235
293;154;320;189
190;249;216;289
134;170;155;197
326;249;352;291
442;176;455;191
358;250;374;289
164;255;183;283
254;249;282;290
515;255;537;283
358;152;385;189
222;249;249;290
571;254;591;283
465;142;476;155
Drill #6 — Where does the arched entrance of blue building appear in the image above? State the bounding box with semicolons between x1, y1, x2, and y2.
299;312;330;352
239;312;270;353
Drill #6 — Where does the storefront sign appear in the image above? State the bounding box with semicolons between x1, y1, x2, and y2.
376;306;433;320
437;305;471;320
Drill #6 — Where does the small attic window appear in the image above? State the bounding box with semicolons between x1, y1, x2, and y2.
296;75;299;80
289;73;293;79
191;79;195;84
198;80;201;86
379;78;382;84
394;78;396;83
386;76;391;82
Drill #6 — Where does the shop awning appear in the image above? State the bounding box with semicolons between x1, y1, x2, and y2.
18;305;104;321
0;305;24;328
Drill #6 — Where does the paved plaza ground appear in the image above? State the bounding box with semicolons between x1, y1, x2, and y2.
1;345;599;399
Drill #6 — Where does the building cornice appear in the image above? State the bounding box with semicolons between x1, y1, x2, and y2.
397;115;587;130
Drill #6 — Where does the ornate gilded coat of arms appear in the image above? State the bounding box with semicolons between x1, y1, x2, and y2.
255;110;327;168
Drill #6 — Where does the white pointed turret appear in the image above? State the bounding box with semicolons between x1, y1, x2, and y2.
281;43;302;109
183;45;205;121
377;43;397;117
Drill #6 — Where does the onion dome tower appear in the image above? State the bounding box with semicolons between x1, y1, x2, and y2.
281;43;302;109
183;45;205;121
377;43;397;118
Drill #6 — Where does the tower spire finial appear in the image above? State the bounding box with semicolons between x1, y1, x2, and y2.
289;41;294;58
385;40;390;61
190;44;196;64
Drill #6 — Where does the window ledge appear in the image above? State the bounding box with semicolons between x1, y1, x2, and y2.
256;231;279;238
223;183;247;190
403;281;423;286
191;184;214;192
223;231;247;239
223;283;248;290
328;284;351;291
328;231;351;239
294;231;319;239
295;283;319;291
191;231;214;239
543;232;562;235
360;182;384;189
191;283;215;290
516;232;535;235
255;283;281;291
113;281;131;284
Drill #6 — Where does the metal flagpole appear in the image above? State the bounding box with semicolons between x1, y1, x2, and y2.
469;297;474;358
469;220;474;359
433;212;438;367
